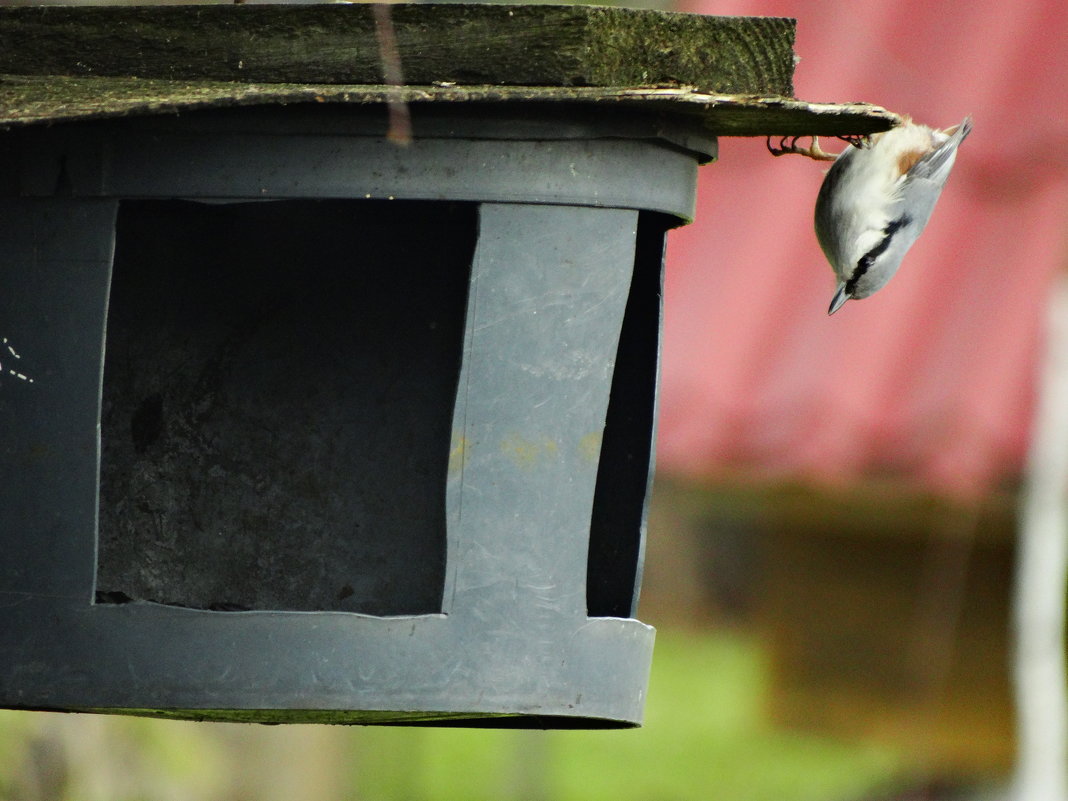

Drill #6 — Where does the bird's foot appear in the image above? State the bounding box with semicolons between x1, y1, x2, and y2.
765;135;839;161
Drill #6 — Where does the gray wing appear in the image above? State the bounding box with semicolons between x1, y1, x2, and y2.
907;117;973;183
891;117;972;232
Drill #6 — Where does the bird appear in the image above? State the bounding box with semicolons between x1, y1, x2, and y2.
768;116;972;314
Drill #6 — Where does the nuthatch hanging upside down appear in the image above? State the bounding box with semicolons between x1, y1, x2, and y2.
769;116;972;314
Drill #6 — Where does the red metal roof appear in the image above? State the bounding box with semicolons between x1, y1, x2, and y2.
658;0;1068;498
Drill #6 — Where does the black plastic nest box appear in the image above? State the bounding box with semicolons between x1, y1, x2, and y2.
0;3;894;727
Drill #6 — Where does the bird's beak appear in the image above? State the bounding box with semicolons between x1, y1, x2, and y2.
828;283;850;315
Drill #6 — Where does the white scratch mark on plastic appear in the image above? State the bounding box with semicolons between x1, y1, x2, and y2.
1;337;35;383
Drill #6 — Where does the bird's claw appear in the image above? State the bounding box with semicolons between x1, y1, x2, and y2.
837;134;872;149
765;135;838;162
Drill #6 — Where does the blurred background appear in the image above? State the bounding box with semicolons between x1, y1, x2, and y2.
3;0;1068;798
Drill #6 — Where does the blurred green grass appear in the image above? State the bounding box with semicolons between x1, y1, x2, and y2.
0;628;901;801
362;630;901;801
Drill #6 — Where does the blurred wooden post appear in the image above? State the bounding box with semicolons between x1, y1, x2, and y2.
1013;271;1068;801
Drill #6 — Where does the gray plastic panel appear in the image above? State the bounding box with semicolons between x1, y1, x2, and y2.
0;198;117;601
7;106;704;220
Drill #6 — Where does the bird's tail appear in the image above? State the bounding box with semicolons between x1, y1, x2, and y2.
947;116;973;141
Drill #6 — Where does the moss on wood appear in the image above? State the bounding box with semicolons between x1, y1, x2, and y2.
0;4;794;94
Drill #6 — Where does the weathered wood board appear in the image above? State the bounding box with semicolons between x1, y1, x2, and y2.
0;4;797;92
0;4;899;135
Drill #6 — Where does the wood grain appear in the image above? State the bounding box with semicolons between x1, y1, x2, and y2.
0;4;795;94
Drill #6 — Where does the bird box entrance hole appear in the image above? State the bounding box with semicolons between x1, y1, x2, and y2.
97;199;476;615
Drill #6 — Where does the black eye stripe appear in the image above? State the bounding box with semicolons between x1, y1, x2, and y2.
845;215;912;294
